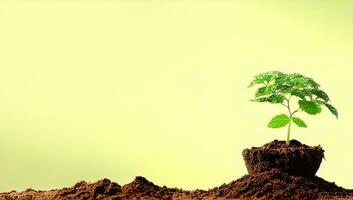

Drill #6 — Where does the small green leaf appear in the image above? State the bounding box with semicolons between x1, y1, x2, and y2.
253;94;285;104
291;77;306;88
310;89;330;102
248;74;271;87
325;103;338;119
290;89;307;99
288;73;320;89
255;86;272;98
298;100;322;115
292;117;307;128
267;95;285;104
248;71;284;87
276;84;292;94
306;77;320;89
267;114;291;128
248;79;263;88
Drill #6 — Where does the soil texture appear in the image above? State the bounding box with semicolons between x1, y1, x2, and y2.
1;140;352;200
242;139;324;177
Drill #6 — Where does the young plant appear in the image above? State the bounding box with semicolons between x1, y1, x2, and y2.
248;71;338;145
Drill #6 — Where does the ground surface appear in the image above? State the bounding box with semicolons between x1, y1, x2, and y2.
1;140;352;200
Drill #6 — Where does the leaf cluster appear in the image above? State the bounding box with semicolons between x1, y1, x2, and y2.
249;71;338;119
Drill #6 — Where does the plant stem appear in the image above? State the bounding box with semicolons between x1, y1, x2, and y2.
283;95;302;145
286;98;291;115
291;108;301;116
285;96;292;145
286;120;291;145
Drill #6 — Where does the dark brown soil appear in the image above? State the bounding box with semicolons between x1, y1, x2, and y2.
207;168;352;200
121;176;180;199
1;140;352;200
242;139;324;177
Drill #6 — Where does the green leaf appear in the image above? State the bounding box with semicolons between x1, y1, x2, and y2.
254;94;285;104
325;103;338;119
291;77;306;88
314;100;338;118
290;89;308;99
306;77;320;89
298;100;322;115
310;89;330;102
255;86;272;98
267;114;291;128
288;74;305;87
268;95;285;104
292;117;307;128
289;73;320;89
248;71;284;87
248;79;263;88
248;75;270;88
276;84;292;94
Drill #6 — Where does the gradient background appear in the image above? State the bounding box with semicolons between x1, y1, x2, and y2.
1;0;353;192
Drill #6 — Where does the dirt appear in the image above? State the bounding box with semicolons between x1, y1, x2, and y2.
207;168;352;200
1;140;352;200
242;140;324;177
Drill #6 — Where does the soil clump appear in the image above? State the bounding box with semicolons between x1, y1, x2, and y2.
242;140;324;177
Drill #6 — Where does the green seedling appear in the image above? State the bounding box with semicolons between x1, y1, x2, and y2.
248;71;338;145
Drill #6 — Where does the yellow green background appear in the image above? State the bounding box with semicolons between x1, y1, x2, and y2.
1;0;353;192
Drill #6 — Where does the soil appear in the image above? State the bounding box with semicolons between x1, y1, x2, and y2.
242;139;324;177
1;140;352;200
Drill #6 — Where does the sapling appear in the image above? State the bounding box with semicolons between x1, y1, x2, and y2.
248;71;338;145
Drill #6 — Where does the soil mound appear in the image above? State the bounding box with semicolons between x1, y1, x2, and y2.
121;176;178;199
54;178;121;199
1;140;352;200
207;168;352;200
243;139;324;177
